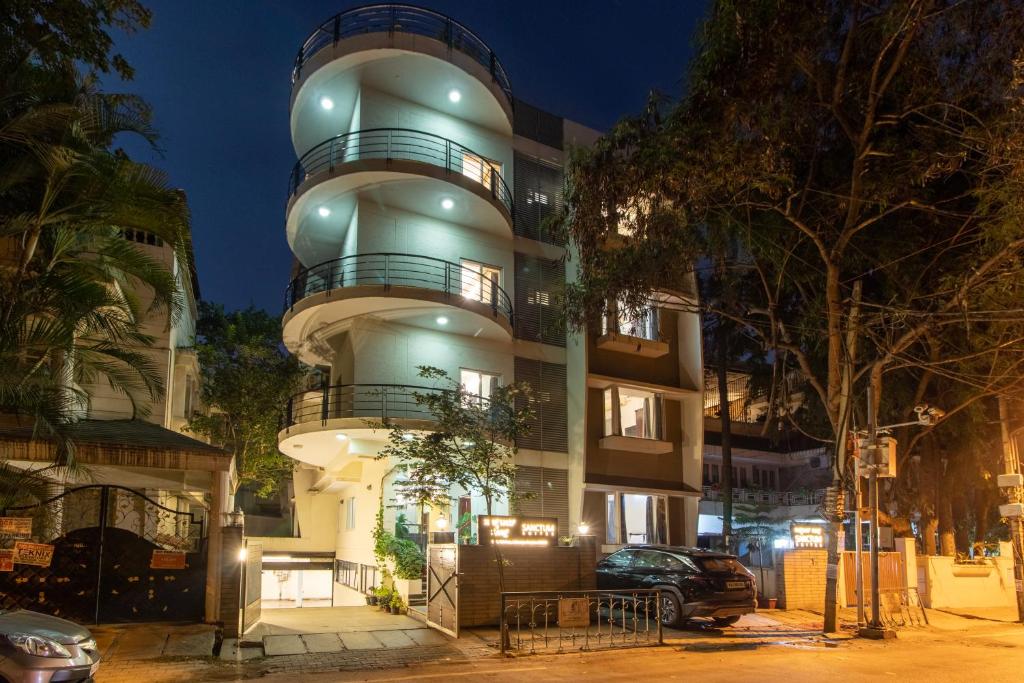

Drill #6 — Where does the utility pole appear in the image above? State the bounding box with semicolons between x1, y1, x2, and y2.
998;397;1024;623
858;382;895;639
854;457;865;627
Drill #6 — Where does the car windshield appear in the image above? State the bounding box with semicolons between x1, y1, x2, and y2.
696;556;743;573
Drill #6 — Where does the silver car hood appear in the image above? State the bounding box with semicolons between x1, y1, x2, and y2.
0;610;92;645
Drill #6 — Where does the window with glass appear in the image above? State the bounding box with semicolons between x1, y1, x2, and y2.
460;259;501;305
603;386;663;440
460;368;500;406
605;492;668;544
345;497;356;530
602;296;658;341
461;152;501;190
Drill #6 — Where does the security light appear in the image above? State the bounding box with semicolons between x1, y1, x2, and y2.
320;96;334;110
447;89;462;103
436;315;449;326
318;206;331;218
440;197;455;210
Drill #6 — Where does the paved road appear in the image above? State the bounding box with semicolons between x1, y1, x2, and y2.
257;624;1024;683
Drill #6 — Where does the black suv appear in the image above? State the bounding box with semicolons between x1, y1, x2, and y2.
595;545;756;627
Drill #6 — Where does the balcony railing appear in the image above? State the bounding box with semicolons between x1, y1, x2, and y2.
701;486;827;507
292;4;513;107
284;252;514;325
282;383;444;430
289;128;513;217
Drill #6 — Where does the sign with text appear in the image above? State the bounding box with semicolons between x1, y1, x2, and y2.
12;541;54;567
558;597;590;628
0;517;32;539
791;523;826;549
478;515;557;546
150;550;188;570
0;550;13;572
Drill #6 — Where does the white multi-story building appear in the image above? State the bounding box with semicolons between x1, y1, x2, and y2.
268;5;705;607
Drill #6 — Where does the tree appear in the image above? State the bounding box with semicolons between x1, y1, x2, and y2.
187;303;304;497
557;0;1024;632
1;7;192;458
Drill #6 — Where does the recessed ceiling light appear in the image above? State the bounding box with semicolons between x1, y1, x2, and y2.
447;89;462;103
440;198;454;210
292;443;303;449
318;206;331;217
320;96;334;110
436;315;449;326
402;433;415;442
335;433;347;441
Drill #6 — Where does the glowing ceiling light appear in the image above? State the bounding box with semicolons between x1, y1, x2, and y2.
440;197;455;210
318;206;331;218
335;433;347;441
320;96;334;110
447;89;462;103
402;433;415;442
436;315;449;326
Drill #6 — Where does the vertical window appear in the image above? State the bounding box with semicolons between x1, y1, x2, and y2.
605;493;618;544
460;368;500;405
603;386;663;439
460;260;501;305
602;296;658;341
184;375;193;417
606;493;669;544
345;497;356;530
461;152;502;190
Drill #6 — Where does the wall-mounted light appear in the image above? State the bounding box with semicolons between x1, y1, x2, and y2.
320;96;334;110
435;516;449;530
447;89;462;103
440;197;455;210
436;315;449;326
577;522;591;536
238;547;248;562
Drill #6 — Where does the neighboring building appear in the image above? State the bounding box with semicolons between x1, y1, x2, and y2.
698;369;829;553
267;6;704;606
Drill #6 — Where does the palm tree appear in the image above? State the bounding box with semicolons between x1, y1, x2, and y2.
0;59;192;463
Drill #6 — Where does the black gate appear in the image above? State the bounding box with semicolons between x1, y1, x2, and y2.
0;485;207;624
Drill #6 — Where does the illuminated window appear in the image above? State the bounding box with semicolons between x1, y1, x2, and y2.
460;260;501;305
605;492;668;544
460;368;500;406
603;386;663;440
461;152;502;190
527;290;550;306
602;296;658;341
345;497;356;530
527;189;548;205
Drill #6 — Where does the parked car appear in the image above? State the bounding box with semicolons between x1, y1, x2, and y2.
595;545;757;628
0;609;100;683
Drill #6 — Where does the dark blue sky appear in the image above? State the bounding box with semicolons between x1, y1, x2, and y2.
111;1;708;312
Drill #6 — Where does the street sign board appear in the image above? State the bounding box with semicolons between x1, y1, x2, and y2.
0;518;32;539
12;541;54;567
478;515;557;546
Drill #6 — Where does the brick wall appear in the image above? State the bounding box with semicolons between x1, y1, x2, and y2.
776;549;829;610
219;526;243;636
456;540;599;627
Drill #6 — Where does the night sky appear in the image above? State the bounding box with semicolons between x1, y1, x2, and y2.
110;1;708;313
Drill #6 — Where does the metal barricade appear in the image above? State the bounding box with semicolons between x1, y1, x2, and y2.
499;589;663;655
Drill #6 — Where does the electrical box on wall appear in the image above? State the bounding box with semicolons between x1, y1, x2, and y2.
999;503;1024;518
856;436;897;478
997;473;1023;488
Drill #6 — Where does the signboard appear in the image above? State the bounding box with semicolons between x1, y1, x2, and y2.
478;515;557;546
0;550;14;572
558;597;590;628
791;523;826;549
150;550;187;570
0;517;32;539
12;541;54;567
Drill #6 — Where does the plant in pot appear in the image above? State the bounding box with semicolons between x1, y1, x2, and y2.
366;586;377;606
389;592;405;615
374;586;392;609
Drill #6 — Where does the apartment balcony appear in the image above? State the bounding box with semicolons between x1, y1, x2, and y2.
277;383;445;465
282;252;514;362
287;129;513;262
290;5;513;152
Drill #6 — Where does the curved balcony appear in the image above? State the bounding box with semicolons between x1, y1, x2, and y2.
288;128;513;224
292;4;512;106
278;383;446;460
282;253;514;360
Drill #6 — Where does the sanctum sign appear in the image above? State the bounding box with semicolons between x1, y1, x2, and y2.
791;523;826;549
478;515;557;546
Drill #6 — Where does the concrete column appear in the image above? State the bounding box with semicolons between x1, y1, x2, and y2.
896;536;918;592
219;526;245;637
204;471;229;623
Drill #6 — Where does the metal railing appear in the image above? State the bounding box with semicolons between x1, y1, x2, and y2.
292;4;513;106
283;252;514;324
701;486;827;506
500;589;663;655
289;128;513;216
281;383;445;430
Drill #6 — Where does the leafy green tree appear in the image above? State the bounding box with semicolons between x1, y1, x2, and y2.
187;303;304;497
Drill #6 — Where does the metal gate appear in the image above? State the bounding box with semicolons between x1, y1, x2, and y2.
0;485;206;624
426;544;458;637
842;551;903;606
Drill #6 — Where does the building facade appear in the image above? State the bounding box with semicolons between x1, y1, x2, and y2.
270;5;704;606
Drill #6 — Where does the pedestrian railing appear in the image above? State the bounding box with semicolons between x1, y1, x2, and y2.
499;589;663;655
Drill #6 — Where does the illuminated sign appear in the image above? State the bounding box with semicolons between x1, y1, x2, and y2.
12;541;54;567
478;515;557;546
0;517;32;539
791;523;825;549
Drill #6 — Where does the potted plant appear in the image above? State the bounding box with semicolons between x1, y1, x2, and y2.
389;592;405;615
374;586;391;609
366;586;377;606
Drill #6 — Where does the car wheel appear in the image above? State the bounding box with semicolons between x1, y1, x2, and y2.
713;615;741;627
659;591;681;628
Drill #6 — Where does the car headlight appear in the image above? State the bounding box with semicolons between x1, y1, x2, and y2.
6;633;72;658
